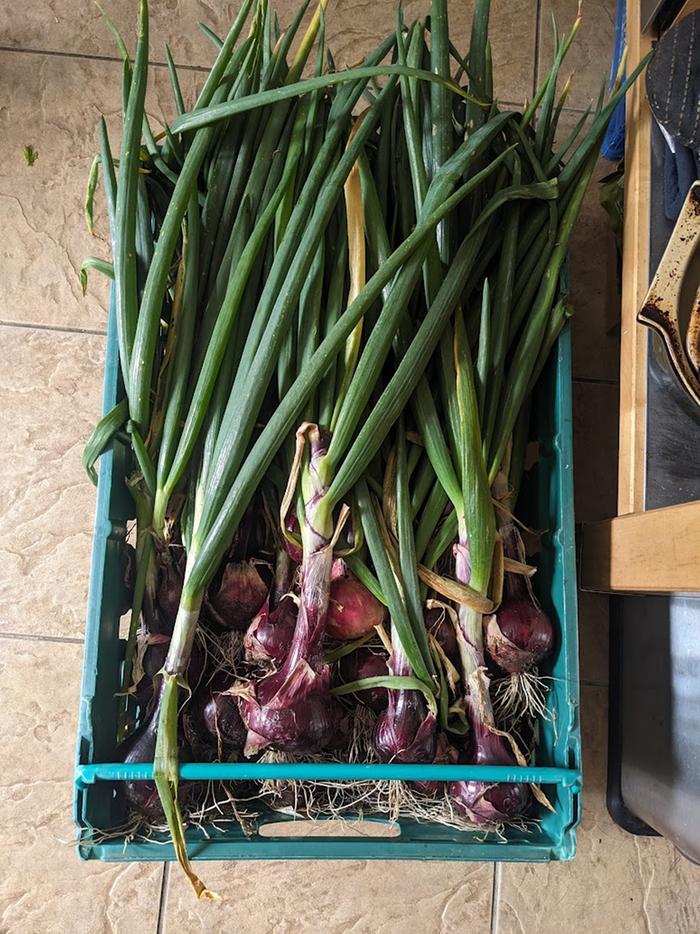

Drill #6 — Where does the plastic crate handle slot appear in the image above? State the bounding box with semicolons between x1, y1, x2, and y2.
258;819;401;838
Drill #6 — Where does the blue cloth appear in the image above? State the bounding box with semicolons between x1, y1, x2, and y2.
601;0;627;161
663;141;700;221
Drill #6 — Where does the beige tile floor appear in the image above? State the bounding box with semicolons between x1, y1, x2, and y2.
1;1;699;931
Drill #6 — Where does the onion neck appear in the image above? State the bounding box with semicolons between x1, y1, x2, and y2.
283;496;334;673
454;516;487;671
152;485;169;540
454;516;498;729
503;569;529;602
164;599;202;676
164;551;203;676
272;548;294;608
282;425;335;673
492;472;527;602
388;636;411;678
501;523;530;602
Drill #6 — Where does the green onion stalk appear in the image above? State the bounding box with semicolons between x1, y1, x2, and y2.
351;428;439;768
437;310;532;824
410;22;648;827
82;0;265;739
239;422;344;756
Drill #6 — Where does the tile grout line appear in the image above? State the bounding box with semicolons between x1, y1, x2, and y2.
0;631;84;645
572;376;619;386
548;103;593;115
0;44;211;73
490;863;502;934
532;0;543;100
0;319;108;337
499;102;590;116
156;862;171;934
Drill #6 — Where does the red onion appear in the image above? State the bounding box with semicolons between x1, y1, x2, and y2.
446;518;530;824
326;560;386;640
373;689;437;763
184;675;246;758
239;425;342;756
119;684;189;819
239;426;344;755
239;662;343;756
134;635;204;711
120;714;162;818
448;718;530;824
371;643;437;764
244;594;297;665
207;560;269;631
486;526;554;674
133;634;169;708
485;603;554;674
338;648;389;711
372;691;437;762
412;734;453;797
425;605;460;668
201;691;246;750
148;550;185;636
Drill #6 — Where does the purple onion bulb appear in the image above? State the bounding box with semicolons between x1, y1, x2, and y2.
118;685;189;819
485;601;554;674
338;648;389;711
372;690;437;764
412;734;454;797
133;636;204;711
424;605;460;668
208;560;269;631
326;560;387;640
486;526;554;673
184;676;246;758
448;722;530;824
244;595;297;665
238;664;344;757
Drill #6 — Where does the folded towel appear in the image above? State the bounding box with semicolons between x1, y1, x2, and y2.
663;139;700;221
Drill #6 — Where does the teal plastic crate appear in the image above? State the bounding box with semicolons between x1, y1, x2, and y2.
74;302;581;863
